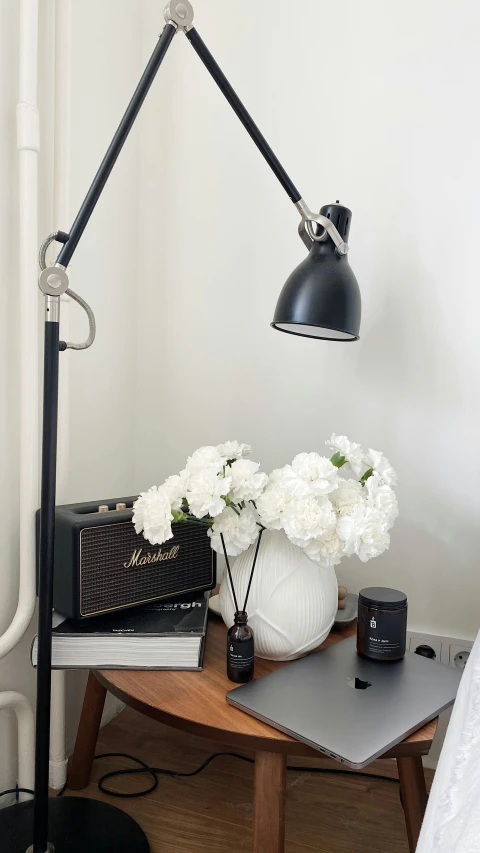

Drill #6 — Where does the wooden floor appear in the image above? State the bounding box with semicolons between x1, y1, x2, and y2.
64;706;433;853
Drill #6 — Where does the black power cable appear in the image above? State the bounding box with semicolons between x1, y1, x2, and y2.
0;787;35;799
0;751;400;803
73;752;400;798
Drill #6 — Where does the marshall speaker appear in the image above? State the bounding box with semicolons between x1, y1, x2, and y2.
36;497;216;619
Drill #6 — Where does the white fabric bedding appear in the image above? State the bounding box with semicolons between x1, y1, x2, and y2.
416;629;480;852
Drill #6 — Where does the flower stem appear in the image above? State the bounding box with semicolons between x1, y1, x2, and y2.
185;515;213;527
224;497;241;516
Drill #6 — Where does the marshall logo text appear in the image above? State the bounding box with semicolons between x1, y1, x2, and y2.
124;545;181;569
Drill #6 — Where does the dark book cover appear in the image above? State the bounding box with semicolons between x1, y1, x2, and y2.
52;593;209;638
31;593;210;670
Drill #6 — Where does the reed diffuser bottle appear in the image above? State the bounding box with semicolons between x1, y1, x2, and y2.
227;611;255;683
221;529;263;684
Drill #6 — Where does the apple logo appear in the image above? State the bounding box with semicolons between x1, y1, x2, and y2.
347;677;372;690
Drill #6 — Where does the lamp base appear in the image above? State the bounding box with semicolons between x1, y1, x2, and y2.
0;796;149;853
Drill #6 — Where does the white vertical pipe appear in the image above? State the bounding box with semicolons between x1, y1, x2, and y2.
0;693;35;802
48;0;73;790
0;0;39;800
54;0;72;502
0;0;39;661
49;671;67;789
0;0;38;791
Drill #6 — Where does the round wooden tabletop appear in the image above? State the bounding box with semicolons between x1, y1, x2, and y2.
97;615;437;758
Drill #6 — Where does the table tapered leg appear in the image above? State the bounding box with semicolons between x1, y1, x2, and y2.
253;751;286;853
68;671;107;790
397;756;428;852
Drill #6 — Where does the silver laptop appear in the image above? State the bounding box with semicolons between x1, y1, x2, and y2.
227;636;461;768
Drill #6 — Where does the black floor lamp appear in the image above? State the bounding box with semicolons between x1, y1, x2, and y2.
2;2;361;851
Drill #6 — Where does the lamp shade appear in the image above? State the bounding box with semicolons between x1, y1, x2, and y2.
271;203;361;341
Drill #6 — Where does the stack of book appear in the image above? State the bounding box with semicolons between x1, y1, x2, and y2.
31;593;209;671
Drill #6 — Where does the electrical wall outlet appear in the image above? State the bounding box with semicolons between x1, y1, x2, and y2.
449;643;472;669
407;630;473;670
407;631;442;662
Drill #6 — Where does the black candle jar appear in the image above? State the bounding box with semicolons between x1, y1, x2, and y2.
357;587;408;661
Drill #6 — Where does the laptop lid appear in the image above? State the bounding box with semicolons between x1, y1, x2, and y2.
226;636;461;768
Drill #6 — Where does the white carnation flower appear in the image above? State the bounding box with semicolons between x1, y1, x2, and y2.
290;453;339;496
132;486;174;546
365;473;399;528
164;471;187;510
326;434;364;477
185;445;224;475
256;481;290;530
337;504;390;562
282;495;336;546
228;459;268;502
268;467;288;484
363;448;397;486
272;465;311;498
303;528;344;568
260;465;312;500
330;479;364;517
185;466;231;519
208;505;260;557
217;440;251;461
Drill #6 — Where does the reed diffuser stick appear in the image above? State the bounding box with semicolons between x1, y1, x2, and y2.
220;529;264;614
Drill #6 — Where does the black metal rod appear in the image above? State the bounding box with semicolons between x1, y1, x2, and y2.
185;27;303;204
220;534;240;614
33;316;60;853
57;23;176;269
243;528;263;613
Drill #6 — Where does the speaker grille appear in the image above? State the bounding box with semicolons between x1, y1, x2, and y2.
80;521;214;616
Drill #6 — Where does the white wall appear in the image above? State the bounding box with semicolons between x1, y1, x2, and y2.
135;0;480;641
64;0;144;501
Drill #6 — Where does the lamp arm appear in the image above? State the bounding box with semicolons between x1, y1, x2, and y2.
183;24;347;255
49;1;346;279
55;22;176;270
184;26;302;205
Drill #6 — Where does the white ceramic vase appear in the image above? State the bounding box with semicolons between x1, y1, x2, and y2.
219;529;338;661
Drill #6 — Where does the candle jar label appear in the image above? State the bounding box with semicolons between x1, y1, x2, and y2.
360;608;406;658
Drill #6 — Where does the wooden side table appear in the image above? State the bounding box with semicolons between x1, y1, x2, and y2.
69;619;435;853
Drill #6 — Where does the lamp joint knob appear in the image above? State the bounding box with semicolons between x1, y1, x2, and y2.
164;0;194;31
